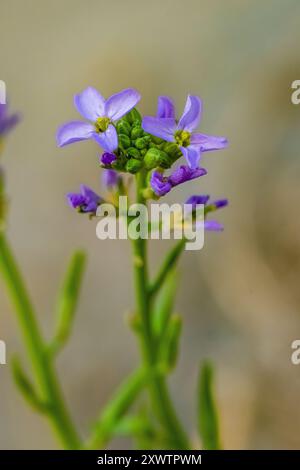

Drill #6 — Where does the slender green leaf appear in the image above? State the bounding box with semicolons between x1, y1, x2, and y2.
50;251;86;355
198;361;221;450
153;269;177;340
113;414;155;439
160;315;182;371
11;356;47;413
86;368;145;449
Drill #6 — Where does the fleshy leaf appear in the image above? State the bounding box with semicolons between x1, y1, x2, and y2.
12;357;47;413
87;368;146;448
153;269;178;340
160;315;182;371
198;361;221;450
50;251;86;355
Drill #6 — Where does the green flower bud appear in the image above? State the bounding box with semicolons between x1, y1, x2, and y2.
126;158;142;174
112;156;127;171
135;137;149;150
131;126;144;140
125;108;142;124
126;147;141;160
144;148;172;170
151;136;164;145
162;142;182;161
118;133;131;149
116;120;131;136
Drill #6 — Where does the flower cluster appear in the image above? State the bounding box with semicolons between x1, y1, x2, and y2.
57;87;228;228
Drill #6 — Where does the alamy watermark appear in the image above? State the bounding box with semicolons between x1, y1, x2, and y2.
0;80;6;104
0;340;6;365
291;80;300;105
291;340;300;365
95;196;205;251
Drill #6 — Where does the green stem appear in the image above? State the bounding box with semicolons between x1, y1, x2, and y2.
0;232;80;449
132;173;189;450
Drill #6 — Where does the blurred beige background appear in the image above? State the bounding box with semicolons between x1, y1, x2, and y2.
1;0;300;449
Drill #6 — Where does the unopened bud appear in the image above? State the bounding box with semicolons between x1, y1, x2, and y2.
116;120;131;136
118;133;131;149
125;108;142;124
131;126;144;140
126;158;142;174
144;148;171;170
135;136;149;150
126;147;141;160
162;142;182;161
151;136;164;145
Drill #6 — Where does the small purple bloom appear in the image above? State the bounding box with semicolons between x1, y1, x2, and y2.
143;95;228;169
213;198;228;209
186;194;228;211
168;165;206;186
200;220;224;232
0;103;20;137
185;195;210;208
57;87;141;152
151;165;207;197
186;195;228;232
100;152;117;165
102;169;120;189
67;184;102;214
150;172;172;197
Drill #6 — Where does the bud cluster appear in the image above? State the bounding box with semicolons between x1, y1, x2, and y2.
101;108;182;175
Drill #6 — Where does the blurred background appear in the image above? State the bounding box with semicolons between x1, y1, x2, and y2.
1;0;300;449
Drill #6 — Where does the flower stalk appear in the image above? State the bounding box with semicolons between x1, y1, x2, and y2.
132;171;189;449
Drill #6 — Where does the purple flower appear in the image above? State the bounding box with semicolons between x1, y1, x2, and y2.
102;169;120;189
200;220;224;232
213;199;228;209
100;152;117;165
67;184;102;215
57;87;141;152
151;172;172;196
185;195;228;231
142;95;228;169
0;103;20;137
156;96;175;118
185;195;210;208
151;165;207;197
186;195;228;210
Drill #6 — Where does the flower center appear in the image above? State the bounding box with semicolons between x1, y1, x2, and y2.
174;130;190;147
95;117;110;133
